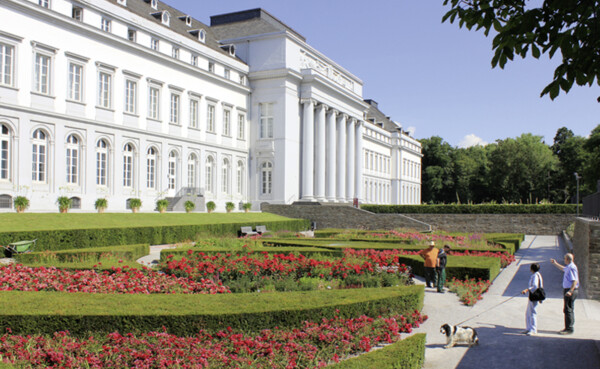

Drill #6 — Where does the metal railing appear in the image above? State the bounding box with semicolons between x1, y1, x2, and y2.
582;192;600;219
175;187;204;197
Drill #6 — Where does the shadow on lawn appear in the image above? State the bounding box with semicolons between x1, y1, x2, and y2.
452;324;600;369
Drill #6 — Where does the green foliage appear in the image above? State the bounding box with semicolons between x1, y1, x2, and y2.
0;286;423;336
361;204;576;214
128;198;142;211
15;244;149;264
0;219;310;251
225;202;235;212
156;199;169;212
206;201;216;212
242;202;252;211
56;196;72;212
13;196;29;212
94;198;108;210
442;0;600;101
184;201;195;212
327;333;426;369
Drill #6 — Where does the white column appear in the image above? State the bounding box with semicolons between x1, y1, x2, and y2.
346;118;355;201
314;104;326;201
301;99;314;200
355;121;364;202
336;114;347;202
325;109;337;201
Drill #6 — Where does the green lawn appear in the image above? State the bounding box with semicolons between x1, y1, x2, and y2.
0;213;293;232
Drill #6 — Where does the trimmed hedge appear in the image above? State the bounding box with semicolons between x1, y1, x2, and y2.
361;204;576;214
14;244;150;263
0;219;310;251
160;246;339;262
327;333;426;369
0;286;423;337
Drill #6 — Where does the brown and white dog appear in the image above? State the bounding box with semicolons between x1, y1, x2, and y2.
440;324;479;348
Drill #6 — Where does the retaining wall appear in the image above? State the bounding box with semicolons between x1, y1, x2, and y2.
573;218;600;300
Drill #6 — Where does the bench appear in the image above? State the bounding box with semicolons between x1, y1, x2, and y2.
256;225;270;235
3;239;37;257
239;226;258;237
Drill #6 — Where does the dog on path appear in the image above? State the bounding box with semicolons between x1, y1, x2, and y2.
440;324;479;348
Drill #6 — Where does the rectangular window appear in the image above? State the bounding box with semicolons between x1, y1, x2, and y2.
96;151;107;186
224;69;230;79
171;47;179;59
125;79;137;114
39;0;49;8
170;93;180;124
237;114;245;140
72;7;83;21
34;53;51;94
189;99;198;128
223;109;230;136
32;144;46;182
0;139;8;180
239;75;246;85
208;61;214;73
101;18;111;32
148;86;160;119
147;157;155;189
66;147;78;184
190;55;198;66
260;103;274;138
97;71;112;108
206;104;215;132
127;29;136;42
123;156;132;187
68;63;83;102
151;38;159;51
0;43;15;87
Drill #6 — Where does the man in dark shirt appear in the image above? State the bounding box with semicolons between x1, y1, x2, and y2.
436;245;451;293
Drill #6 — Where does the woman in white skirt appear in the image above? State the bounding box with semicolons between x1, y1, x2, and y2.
521;263;542;335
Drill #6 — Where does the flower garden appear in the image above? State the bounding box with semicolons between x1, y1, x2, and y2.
0;213;522;368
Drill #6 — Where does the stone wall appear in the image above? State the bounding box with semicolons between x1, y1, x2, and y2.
262;204;574;234
573;218;600;300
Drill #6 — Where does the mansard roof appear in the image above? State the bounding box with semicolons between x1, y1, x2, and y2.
210;8;306;42
364;99;403;133
107;0;238;60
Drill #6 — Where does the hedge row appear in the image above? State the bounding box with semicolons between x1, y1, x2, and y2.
14;244;150;263
0;219;310;251
328;333;426;369
0;286;423;337
361;204;576;214
160;246;338;262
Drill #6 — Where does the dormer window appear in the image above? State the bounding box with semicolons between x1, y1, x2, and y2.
151;0;158;10
188;29;206;43
162;11;170;26
220;44;236;57
179;15;192;27
117;0;126;6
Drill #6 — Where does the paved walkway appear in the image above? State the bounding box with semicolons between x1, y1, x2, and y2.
412;235;600;369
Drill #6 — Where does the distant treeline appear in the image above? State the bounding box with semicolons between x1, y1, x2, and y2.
419;125;600;204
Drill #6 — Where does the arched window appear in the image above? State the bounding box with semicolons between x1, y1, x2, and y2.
147;147;157;189
0;194;11;209
221;158;230;194
187;153;197;188
66;134;79;185
70;196;81;209
32;129;47;183
205;156;214;193
96;139;109;186
0;124;11;180
236;161;244;195
123;143;134;188
168;151;177;190
260;161;272;195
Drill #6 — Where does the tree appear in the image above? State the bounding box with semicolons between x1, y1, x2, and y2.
583;124;600;194
442;1;600;100
551;127;588;202
452;145;491;203
419;136;456;203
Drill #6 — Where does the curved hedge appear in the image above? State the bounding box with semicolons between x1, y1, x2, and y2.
361;204;576;214
327;333;426;369
0;286;423;337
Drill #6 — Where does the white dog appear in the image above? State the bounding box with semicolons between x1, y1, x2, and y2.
440;323;479;348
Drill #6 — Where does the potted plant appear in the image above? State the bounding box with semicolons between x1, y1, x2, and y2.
14;196;29;213
129;198;142;213
242;202;252;213
95;198;108;213
206;201;216;213
156;199;169;213
184;200;195;213
225;202;235;213
56;196;72;213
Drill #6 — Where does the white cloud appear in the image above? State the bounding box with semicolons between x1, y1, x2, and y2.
459;134;488;148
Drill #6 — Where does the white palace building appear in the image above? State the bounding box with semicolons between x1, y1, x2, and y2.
0;0;422;212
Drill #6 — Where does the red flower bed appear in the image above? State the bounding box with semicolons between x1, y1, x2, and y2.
0;264;230;294
0;311;427;368
447;278;492;305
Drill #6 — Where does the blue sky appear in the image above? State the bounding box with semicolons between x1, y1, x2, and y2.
169;0;600;147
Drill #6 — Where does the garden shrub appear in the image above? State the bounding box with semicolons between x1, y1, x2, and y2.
360;204;576;214
0;286;423;337
15;244;149;264
327;333;426;369
0;219;310;251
